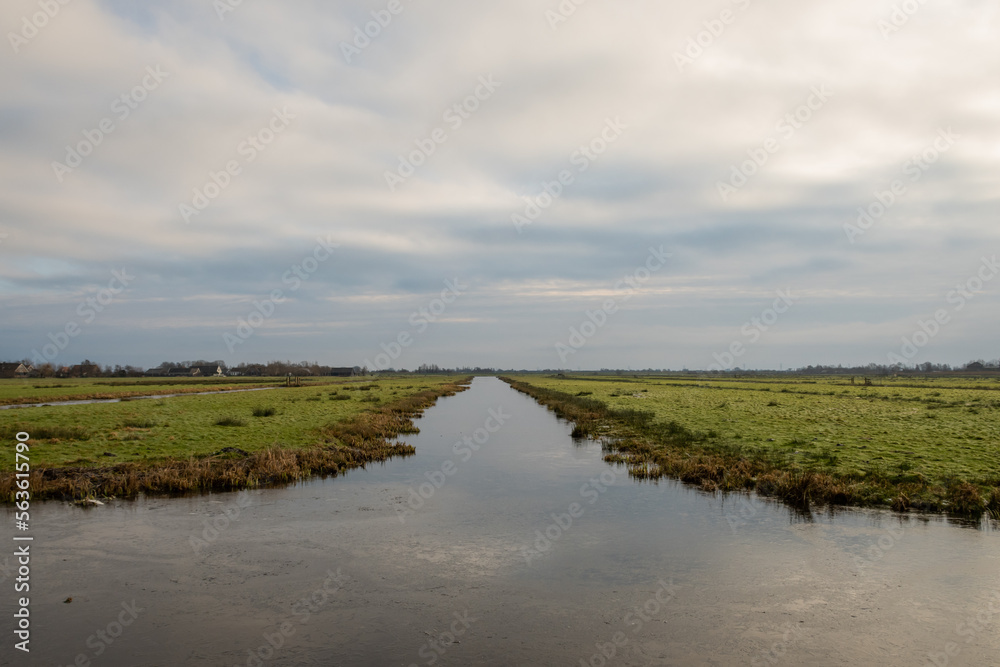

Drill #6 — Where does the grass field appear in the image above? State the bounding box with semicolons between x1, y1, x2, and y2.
0;376;471;499
504;374;1000;517
0;377;277;406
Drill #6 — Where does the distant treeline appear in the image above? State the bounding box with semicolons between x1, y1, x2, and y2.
3;358;998;378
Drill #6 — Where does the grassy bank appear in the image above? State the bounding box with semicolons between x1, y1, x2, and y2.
1;376;471;500
0;377;279;406
501;375;1000;519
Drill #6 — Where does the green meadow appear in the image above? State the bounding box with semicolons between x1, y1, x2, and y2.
0;377;276;406
0;376;463;470
508;374;1000;489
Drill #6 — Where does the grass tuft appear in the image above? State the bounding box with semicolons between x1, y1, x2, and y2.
122;419;156;429
0;424;90;440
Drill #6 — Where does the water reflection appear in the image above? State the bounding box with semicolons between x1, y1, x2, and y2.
10;376;1000;666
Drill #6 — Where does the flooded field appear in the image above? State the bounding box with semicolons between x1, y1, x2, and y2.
5;377;999;665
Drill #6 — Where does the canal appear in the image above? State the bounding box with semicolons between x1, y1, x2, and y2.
9;377;999;665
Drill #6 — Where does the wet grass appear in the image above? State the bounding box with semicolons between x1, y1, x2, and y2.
0;424;91;441
0;377;279;406
0;376;471;501
501;375;1000;519
121;418;157;429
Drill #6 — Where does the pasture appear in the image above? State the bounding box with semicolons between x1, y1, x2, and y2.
505;374;1000;515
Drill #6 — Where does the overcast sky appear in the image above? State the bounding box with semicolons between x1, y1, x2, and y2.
1;0;997;371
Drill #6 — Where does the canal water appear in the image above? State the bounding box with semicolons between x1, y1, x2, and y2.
5;377;999;665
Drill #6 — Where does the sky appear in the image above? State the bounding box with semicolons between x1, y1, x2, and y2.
0;0;998;372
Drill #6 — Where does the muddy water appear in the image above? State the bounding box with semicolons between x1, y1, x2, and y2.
4;377;999;666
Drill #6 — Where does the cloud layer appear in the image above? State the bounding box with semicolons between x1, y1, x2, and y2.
1;0;997;370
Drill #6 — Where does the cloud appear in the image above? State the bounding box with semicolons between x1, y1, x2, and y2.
0;0;997;369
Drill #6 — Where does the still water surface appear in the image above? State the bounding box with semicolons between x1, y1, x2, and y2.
7;377;999;665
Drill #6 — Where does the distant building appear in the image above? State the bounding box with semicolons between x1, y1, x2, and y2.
235;365;264;377
0;363;31;379
68;364;102;378
166;367;195;377
192;365;225;377
328;367;358;377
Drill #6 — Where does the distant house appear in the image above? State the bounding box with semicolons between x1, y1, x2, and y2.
192;365;225;377
328;367;357;377
68;364;102;378
966;362;986;372
0;363;30;379
229;365;264;377
146;366;202;377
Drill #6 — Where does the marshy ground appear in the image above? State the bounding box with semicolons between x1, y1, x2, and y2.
0;375;471;500
502;374;1000;519
4;372;999;518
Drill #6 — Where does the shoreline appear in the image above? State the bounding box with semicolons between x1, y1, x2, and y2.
500;377;1000;520
1;378;471;502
